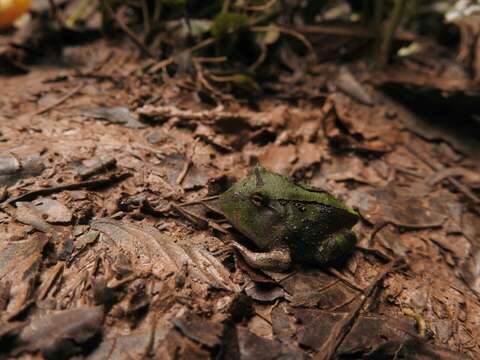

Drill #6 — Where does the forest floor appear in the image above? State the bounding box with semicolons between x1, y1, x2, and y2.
1;34;480;359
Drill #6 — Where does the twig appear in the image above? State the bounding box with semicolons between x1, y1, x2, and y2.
378;0;407;66
144;313;158;357
178;195;220;207
141;0;151;36
194;56;227;63
146;37;217;74
315;259;402;360
137;104;251;124
47;0;60;23
355;245;393;263
326;267;363;293
241;0;277;11
373;0;384;42
194;60;223;97
178;140;198;186
2;173;130;206
294;24;415;42
102;1;157;59
30;83;85;116
171;203;227;234
176;154;193;185
250;41;268;71
404;144;480;205
37;262;64;300
251;25;317;63
222;0;231;13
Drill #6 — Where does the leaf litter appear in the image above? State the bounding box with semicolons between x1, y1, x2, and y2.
0;14;480;360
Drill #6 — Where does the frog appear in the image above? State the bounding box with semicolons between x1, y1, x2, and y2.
219;166;359;271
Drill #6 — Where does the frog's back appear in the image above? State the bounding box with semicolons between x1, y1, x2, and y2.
257;167;358;217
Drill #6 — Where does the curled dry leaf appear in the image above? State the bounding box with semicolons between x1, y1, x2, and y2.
334;66;374;106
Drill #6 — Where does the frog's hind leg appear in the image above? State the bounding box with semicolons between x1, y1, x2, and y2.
313;229;357;266
232;242;291;271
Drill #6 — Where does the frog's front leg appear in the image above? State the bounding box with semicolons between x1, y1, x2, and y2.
313;229;357;266
232;242;291;271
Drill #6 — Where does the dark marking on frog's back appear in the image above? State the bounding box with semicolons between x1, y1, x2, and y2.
283;201;358;248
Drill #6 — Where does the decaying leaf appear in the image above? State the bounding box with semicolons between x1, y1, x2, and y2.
0;5;479;358
234;327;300;360
0;232;47;316
0;233;47;281
350;187;446;229
334;66;374;106
14;306;104;358
10;202;53;232
87;321;173;360
161;153;210;190
79;107;145;129
92;218;239;291
31;198;73;223
0;152;45;187
75;154;117;179
173;310;223;348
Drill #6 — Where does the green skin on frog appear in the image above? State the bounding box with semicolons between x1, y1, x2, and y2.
219;166;359;271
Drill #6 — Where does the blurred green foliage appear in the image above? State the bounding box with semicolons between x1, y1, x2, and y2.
211;12;249;38
59;0;458;92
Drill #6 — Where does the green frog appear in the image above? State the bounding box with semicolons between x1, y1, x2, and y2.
219;166;359;271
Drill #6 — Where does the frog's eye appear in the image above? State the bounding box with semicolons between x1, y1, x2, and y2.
251;192;268;207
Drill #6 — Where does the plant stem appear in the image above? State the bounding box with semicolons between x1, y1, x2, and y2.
378;0;407;66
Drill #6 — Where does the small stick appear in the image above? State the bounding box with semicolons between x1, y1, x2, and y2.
146;37;216;74
176;140;198;186
378;0;407;65
31;83;85;116
315;259;402;360
177;195;220;207
176;160;191;186
326;267;363;293
171;203;227;234
294;24;415;42
103;1;157;59
251;25;316;62
242;0;277;11
405;144;480;205
37;262;64;300
2;173;130;206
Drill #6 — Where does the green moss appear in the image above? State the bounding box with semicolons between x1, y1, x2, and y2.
211;12;249;38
